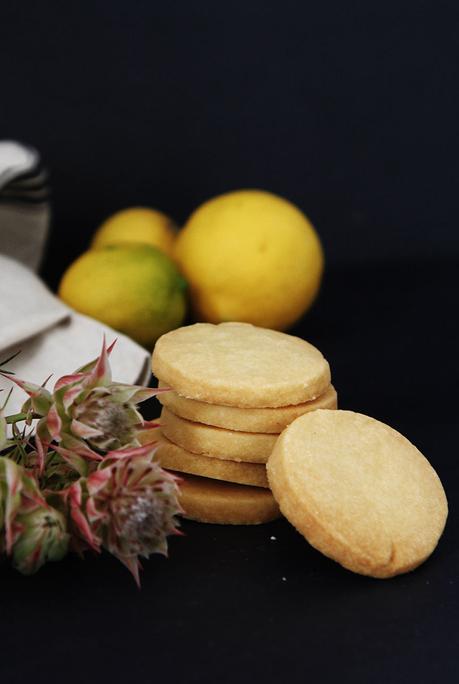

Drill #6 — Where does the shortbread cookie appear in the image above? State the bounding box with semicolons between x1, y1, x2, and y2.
158;382;337;433
160;407;277;463
138;427;161;446
267;410;448;578
155;433;269;488
152;322;331;407
175;472;280;524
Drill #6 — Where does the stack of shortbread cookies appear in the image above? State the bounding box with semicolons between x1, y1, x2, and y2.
150;321;448;578
151;322;336;525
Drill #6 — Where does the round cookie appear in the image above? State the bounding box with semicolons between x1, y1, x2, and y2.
158;382;337;433
152;322;331;407
160;407;277;463
155;433;269;488
174;472;280;525
267;410;448;578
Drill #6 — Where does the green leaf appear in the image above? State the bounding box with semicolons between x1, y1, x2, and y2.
0;412;7;451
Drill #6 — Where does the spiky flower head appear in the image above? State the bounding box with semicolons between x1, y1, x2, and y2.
0;457;69;570
67;444;181;584
12;505;69;574
0;341;180;580
2;338;164;475
0;457;38;553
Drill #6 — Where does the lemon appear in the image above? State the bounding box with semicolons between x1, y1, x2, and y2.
174;190;324;330
59;245;187;348
91;207;177;256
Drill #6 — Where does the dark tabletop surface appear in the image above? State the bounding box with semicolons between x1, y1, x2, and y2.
2;1;459;681
1;259;458;684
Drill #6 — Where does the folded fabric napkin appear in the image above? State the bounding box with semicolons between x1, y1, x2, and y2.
0;141;50;272
0;141;151;418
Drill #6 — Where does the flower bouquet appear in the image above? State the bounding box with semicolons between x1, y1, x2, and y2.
0;339;181;585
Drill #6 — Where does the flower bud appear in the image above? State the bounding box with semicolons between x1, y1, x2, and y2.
12;505;69;575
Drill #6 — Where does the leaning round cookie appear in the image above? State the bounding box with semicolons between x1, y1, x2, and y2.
175;472;280;525
155;433;269;488
267;410;448;578
158;382;337;433
152;322;331;407
160;407;277;463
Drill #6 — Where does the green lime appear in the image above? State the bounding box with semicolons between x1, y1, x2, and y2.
59;244;187;348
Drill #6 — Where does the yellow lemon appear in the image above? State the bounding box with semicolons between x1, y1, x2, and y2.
174;190;324;330
91;207;177;256
59;244;187;349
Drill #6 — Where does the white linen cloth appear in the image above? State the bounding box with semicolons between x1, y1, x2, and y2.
0;141;49;271
0;141;151;418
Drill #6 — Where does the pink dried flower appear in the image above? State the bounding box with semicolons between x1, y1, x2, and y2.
3;338;165;474
12;505;69;575
67;444;181;584
0;340;180;581
0;458;69;571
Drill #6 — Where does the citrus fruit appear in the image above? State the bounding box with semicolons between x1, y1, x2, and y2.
59;244;187;348
174;190;324;330
91;207;177;256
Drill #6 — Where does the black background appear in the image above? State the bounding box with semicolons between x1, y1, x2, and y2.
1;2;459;683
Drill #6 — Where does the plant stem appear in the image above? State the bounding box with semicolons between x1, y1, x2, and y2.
6;413;29;424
